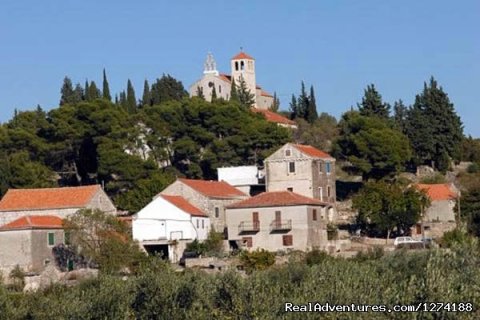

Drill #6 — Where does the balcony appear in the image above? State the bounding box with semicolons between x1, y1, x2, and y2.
270;220;292;233
238;221;260;234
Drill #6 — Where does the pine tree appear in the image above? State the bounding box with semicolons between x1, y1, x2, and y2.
393;99;408;133
211;86;217;102
405;77;463;171
114;94;119;106
150;74;187;105
230;78;239;102
305;85;318;123
141;80;151;106
126;79;137;112
196;86;205;100
60;77;75;105
73;83;84;103
269;91;280;112
237;75;255;108
102;69;111;101
358;84;390;119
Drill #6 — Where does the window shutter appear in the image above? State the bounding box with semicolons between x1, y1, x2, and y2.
283;235;293;246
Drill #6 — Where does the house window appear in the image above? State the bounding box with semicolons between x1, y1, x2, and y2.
242;237;253;248
253;212;259;229
318;187;323;201
64;232;71;245
215;207;220;218
319;162;323;173
219;85;221;93
313;209;317;221
283;235;293;246
285;149;291;157
196;219;199;228
287;187;293;192
47;232;55;246
327;186;331;198
202;219;205;229
241;61;245;70
235;61;239;71
326;162;331;173
288;162;295;173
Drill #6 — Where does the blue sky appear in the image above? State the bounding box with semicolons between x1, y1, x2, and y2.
1;1;479;136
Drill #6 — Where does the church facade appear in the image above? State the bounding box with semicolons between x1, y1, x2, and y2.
189;51;274;110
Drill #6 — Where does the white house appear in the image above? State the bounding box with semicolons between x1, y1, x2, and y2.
217;165;265;196
132;194;210;262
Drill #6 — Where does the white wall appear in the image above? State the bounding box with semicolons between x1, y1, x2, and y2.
218;166;259;186
132;196;210;241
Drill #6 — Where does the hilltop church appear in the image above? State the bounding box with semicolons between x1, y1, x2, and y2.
189;51;274;110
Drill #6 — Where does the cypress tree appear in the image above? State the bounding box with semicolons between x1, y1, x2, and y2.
88;81;100;101
119;90;127;109
84;80;90;101
305;85;318;123
73;83;84;103
269;91;280;111
297;81;309;119
289;94;298;120
196;86;205;100
237;75;255;108
142;80;151;106
102;69;111;101
358;84;390;119
211;86;217;102
393;99;408;133
114;94;119;106
230;78;239;102
60;77;75;105
126;79;137;112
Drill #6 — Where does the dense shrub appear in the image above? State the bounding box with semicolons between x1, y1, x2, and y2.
239;249;275;274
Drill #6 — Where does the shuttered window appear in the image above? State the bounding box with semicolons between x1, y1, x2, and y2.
242;237;253;248
48;232;55;246
283;235;293;246
313;209;317;221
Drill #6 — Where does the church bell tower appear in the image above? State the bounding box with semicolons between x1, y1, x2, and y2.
231;50;256;106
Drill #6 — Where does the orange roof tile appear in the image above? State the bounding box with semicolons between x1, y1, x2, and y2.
232;51;255;60
416;184;457;201
227;191;326;209
160;195;207;217
178;178;246;198
252;109;296;126
0;215;63;231
0;185;101;211
260;90;273;98
218;73;231;83
293;144;333;159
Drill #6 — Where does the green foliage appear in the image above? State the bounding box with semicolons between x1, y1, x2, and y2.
352;246;384;262
150;74;187;105
467;162;480;173
236;75;255;108
141;79;151;106
334;111;411;180
327;223;338;240
392;99;408;132
460;186;480;237
102;69;111;101
239;249;275;274
405;77;463;171
289;82;318;123
269;91;280;111
203;228;224;255
304;249;331;265
419;172;446;184
8;265;25;292
460;136;480;163
440;228;473;248
63;209;146;274
126;79;137;113
294;113;338;152
358;84;390;119
353;181;429;238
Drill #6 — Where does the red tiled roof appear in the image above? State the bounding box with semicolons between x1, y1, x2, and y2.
293;144;333;159
0;215;63;231
232;52;254;60
416;184;457;201
0;185;101;211
178;178;246;198
227;191;326;209
260;90;273;98
160;195;207;217
252;109;296;126
218;73;231;83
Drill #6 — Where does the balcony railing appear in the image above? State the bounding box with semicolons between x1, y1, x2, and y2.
238;221;260;234
270;219;292;232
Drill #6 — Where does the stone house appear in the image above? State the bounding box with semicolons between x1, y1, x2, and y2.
225;191;328;251
0;215;66;276
161;178;248;233
411;183;459;239
0;185;117;226
264;143;336;220
132;194;210;262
